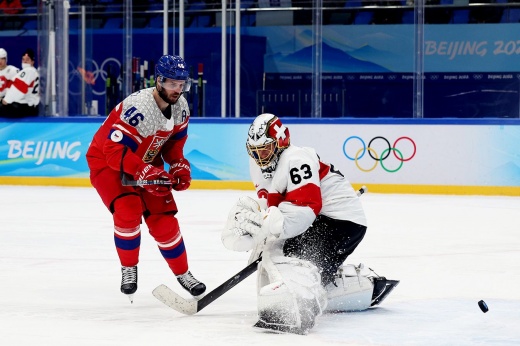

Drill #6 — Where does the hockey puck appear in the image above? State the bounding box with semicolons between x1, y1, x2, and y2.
478;300;488;313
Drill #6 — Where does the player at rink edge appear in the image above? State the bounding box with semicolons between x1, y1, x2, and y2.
221;113;398;335
86;55;205;303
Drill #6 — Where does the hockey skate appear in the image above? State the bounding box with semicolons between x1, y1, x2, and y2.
121;266;138;303
176;271;206;297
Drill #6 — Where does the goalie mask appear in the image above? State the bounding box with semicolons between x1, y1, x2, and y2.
246;113;290;178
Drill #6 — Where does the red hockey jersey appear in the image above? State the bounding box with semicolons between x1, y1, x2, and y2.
86;87;190;177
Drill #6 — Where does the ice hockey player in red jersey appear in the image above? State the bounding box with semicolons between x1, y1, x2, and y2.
86;55;206;303
222;113;398;334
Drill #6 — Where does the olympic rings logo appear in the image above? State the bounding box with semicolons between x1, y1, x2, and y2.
343;136;417;173
68;57;122;96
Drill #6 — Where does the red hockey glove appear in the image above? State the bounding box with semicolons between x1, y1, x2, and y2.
134;164;174;196
169;158;191;191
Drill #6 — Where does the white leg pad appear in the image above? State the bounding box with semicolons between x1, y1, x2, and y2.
255;242;327;331
257;281;300;328
324;264;374;312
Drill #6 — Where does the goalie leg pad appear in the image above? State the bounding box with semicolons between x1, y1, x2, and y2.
255;247;327;334
258;281;299;328
323;264;374;313
325;276;373;312
256;281;321;335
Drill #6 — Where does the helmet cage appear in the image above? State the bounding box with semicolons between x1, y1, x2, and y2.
246;114;290;176
247;141;278;168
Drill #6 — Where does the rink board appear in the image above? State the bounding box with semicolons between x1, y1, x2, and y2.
0;118;519;196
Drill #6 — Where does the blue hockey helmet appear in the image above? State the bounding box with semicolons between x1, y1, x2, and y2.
155;55;191;92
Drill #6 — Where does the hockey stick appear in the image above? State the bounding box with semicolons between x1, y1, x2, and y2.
121;175;174;186
152;255;263;315
119;146;176;186
152;186;368;315
357;185;367;197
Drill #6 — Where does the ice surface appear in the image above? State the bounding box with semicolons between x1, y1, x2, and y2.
1;186;519;345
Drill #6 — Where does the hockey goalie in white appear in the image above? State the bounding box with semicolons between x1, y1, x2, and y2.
222;113;399;335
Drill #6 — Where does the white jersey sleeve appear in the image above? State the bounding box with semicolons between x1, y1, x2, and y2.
319;160;367;227
0;65;19;99
3;66;40;106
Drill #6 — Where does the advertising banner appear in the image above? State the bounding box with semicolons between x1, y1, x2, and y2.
251;24;520;73
0;120;251;181
291;123;520;187
1;119;519;194
0;121;97;178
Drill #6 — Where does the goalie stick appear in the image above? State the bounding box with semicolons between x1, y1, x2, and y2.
153;255;263;315
152;186;368;315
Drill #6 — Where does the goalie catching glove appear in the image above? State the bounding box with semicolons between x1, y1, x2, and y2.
222;196;283;252
169;158;191;191
134;163;174;196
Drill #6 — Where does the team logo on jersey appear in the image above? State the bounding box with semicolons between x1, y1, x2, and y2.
143;135;169;162
110;130;123;142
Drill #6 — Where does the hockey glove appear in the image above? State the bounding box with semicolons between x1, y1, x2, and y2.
134;164;174;196
169;158;191;191
233;201;270;243
222;196;267;252
261;206;284;238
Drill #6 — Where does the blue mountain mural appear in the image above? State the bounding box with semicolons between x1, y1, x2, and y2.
190;163;219;180
349;44;403;68
186;149;242;180
265;42;391;73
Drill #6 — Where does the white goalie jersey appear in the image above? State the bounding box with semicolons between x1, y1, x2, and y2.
250;144;367;240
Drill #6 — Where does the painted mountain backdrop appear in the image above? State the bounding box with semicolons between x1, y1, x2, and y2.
186;149;244;181
264;42;391;73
